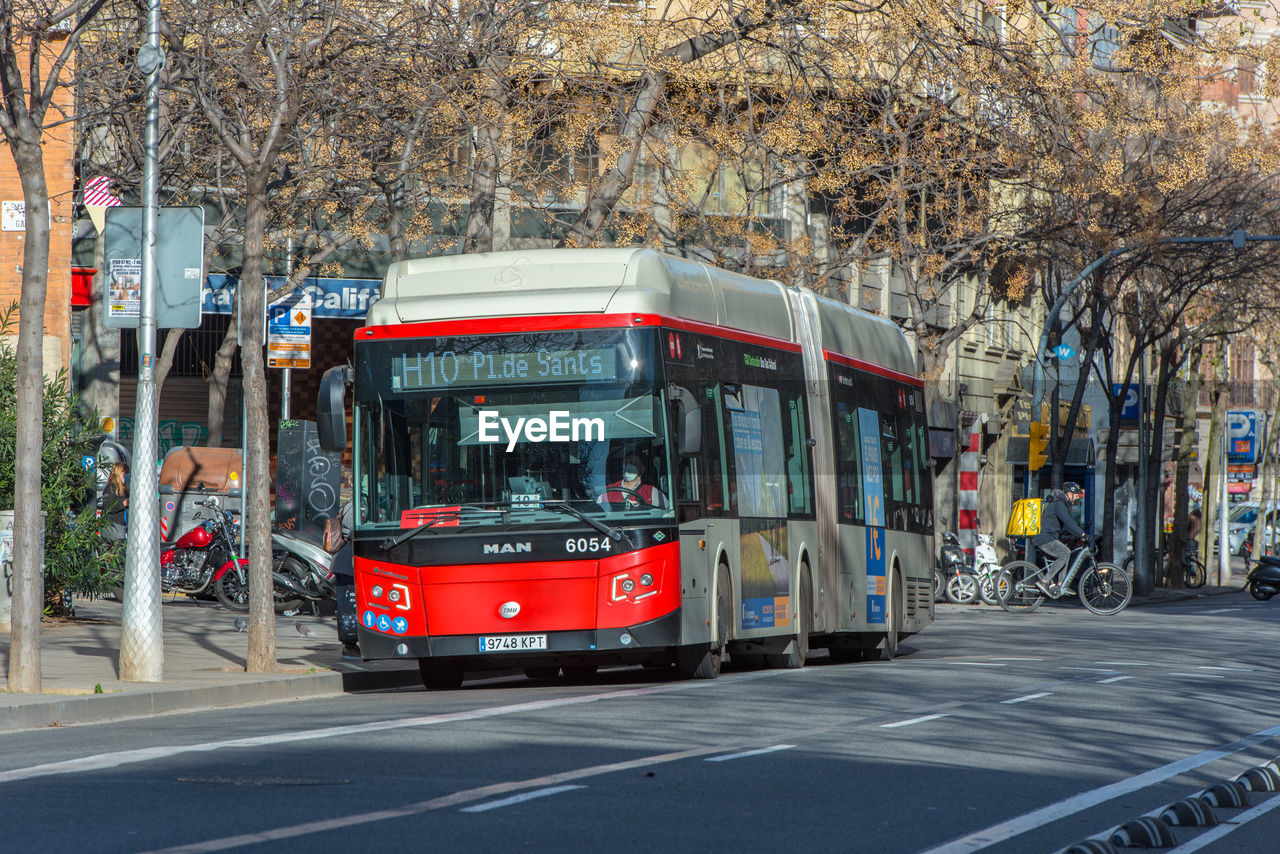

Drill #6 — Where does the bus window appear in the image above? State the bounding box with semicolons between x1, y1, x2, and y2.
880;412;904;507
728;383;787;519
834;400;863;523
783;386;813;517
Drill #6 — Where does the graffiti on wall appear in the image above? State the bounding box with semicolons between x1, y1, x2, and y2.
118;419;209;459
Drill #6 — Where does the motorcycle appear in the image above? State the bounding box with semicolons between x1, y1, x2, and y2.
1245;554;1280;601
971;532;1004;605
109;492;248;604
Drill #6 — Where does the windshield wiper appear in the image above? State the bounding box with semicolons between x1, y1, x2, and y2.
535;500;624;542
379;505;499;551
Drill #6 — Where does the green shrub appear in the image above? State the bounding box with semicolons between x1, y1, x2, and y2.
0;305;123;615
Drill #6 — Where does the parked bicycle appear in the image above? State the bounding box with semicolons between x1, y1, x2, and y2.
1121;546;1206;589
996;538;1132;615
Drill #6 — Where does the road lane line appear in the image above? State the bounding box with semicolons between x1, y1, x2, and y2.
881;714;948;728
1001;692;1052;705
1168;673;1226;679
988;657;1044;661
1199;665;1253;672
1098;676;1132;684
953;662;1006;667
141;743;730;853
0;670;793;785
705;744;795;762
460;785;585;813
918;722;1280;854
1094;661;1152;666
1165;793;1280;852
1202;608;1241;614
1061;667;1118;673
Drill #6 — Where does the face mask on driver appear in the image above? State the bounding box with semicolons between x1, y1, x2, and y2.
623;467;639;481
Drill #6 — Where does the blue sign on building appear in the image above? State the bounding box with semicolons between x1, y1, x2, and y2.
1228;410;1261;464
203;274;381;319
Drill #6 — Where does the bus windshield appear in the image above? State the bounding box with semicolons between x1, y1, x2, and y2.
353;327;674;531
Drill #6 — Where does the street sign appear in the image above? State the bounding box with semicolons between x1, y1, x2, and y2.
267;291;312;369
1053;343;1076;360
101;206;205;329
1114;384;1142;423
1227;410;1261;464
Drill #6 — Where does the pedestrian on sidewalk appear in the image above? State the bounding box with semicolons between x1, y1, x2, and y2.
101;461;129;542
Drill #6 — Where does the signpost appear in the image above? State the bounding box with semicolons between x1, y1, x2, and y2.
1227;410;1262;464
267;291;312;370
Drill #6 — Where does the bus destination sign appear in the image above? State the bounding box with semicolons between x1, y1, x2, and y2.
392;347;618;391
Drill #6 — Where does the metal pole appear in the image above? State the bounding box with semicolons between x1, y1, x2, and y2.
1219;344;1232;585
120;0;165;682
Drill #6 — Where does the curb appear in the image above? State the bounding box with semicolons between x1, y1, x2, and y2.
0;666;422;734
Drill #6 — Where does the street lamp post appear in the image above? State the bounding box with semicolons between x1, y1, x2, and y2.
120;0;165;682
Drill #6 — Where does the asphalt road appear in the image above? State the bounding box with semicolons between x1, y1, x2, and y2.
3;591;1279;854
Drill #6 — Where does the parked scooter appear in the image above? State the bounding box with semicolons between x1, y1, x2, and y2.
1244;554;1280;601
939;532;978;604
269;525;338;611
971;532;1004;605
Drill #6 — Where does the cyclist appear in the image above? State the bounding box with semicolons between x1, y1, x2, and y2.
1031;481;1088;596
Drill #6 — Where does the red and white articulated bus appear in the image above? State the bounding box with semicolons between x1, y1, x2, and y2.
316;249;934;689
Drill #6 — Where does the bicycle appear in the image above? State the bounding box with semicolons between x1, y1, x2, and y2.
996;539;1133;615
1121;547;1206;589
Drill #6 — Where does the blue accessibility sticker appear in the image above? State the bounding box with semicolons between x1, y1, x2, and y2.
377;614;392;633
361;610;376;629
392;617;408;635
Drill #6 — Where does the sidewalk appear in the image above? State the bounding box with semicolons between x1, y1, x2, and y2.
0;595;420;734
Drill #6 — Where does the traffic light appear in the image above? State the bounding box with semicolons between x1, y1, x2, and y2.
1028;421;1048;471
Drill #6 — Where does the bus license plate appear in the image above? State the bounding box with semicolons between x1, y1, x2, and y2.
478;634;547;652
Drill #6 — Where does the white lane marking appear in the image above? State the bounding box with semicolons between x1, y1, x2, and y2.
918;722;1280;854
988;657;1045;661
460;785;585;813
1094;661;1151;666
1000;692;1052;705
1061;667;1118;673
0;670;792;785
881;714;948;728
1098;676;1132;684
705;744;795;762
1168;673;1226;679
1165;793;1280;853
141;743;728;853
1199;665;1253;672
953;662;1006;667
1202;608;1241;614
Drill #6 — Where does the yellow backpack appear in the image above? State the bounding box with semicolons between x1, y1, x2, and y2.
1007;498;1042;537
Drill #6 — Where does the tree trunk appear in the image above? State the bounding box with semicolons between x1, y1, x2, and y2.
7;140;50;693
1137;344;1176;596
463;67;504;254
240;185;277;673
155;327;184;398
206;318;239;447
1169;347;1202;588
1201;348;1229;584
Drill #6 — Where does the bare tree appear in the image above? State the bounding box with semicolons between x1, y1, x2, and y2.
0;0;103;692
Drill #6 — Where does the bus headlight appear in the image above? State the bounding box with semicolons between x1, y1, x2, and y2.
371;585;384;599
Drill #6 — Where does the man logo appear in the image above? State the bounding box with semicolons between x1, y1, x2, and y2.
499;601;521;619
484;542;532;554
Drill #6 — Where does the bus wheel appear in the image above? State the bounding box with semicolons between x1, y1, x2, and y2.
676;564;731;679
768;564;811;669
418;659;463;690
880;569;903;661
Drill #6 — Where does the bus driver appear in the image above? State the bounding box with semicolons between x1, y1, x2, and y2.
599;454;667;508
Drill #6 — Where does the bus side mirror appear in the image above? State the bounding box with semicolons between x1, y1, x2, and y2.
669;384;702;457
317;365;352;452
